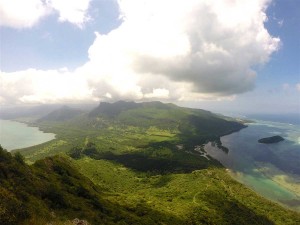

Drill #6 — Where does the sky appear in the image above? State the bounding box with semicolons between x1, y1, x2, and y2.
0;0;299;115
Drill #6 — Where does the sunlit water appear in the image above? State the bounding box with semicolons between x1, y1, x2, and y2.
0;119;55;151
205;119;300;211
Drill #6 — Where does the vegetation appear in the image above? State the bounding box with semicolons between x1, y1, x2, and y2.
18;101;245;162
2;101;299;224
2;145;300;224
258;135;285;144
1;146;186;225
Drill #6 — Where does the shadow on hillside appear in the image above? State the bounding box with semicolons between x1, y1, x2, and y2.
190;189;276;225
0;147;187;225
91;151;215;174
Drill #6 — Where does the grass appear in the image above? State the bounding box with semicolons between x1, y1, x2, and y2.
74;157;300;225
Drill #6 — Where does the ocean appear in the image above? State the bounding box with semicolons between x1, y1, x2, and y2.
0;119;55;151
205;115;300;211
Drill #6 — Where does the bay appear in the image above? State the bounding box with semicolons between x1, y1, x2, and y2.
0;119;55;151
205;119;300;211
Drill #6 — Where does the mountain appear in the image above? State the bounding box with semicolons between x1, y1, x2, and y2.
38;106;84;122
3;101;300;224
88;101;246;140
89;100;140;117
0;146;182;225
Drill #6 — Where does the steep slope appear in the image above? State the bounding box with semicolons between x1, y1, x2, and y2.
2;147;300;225
38;106;83;122
0;146;183;225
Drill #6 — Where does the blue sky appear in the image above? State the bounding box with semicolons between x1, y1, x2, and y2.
0;0;299;115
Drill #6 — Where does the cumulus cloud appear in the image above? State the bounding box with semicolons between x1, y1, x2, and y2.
0;0;280;104
0;0;50;28
0;0;91;28
84;0;280;97
47;0;92;27
0;69;93;104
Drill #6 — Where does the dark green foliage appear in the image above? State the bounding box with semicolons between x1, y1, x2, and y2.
75;157;300;225
14;151;25;164
0;187;29;225
42;184;69;209
0;146;188;224
67;146;83;159
89;150;216;174
82;142;98;157
258;135;285;144
191;190;275;225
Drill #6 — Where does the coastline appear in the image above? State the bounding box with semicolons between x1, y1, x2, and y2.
205;144;300;211
203;120;300;212
0;119;56;151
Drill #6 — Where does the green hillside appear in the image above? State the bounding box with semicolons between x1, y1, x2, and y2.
0;146;185;225
89;101;244;134
18;101;245;163
2;146;300;225
3;101;300;224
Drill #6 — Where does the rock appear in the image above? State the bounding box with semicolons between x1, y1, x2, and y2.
72;218;89;225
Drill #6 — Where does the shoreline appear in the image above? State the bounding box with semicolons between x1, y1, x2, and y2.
254;162;300;197
205;145;300;211
0;119;56;152
203;121;300;212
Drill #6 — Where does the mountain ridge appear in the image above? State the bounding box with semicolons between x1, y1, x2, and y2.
37;105;84;122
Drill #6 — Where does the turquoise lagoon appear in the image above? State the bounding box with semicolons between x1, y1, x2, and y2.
0;119;55;151
205;119;300;211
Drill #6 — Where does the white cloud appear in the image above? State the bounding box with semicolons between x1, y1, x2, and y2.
144;89;170;99
0;0;50;28
0;69;93;104
0;0;280;104
47;0;92;27
0;0;91;28
85;0;280;96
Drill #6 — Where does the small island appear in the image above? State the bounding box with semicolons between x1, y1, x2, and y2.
258;135;284;144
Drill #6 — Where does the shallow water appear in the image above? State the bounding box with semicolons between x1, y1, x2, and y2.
205;119;300;211
0;119;55;151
